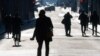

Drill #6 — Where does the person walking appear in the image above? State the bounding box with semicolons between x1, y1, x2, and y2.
4;15;12;39
90;11;99;36
12;13;22;46
32;10;53;56
79;11;89;37
62;12;73;37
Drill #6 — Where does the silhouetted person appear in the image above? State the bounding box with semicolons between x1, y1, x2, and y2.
79;11;89;37
62;12;73;37
12;13;22;46
32;10;53;56
90;11;99;36
4;15;12;39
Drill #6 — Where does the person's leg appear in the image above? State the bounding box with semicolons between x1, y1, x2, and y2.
8;33;9;39
65;26;68;36
37;41;43;56
95;25;98;36
92;25;94;35
84;25;86;35
17;34;20;46
45;41;50;56
81;25;84;36
86;24;88;31
12;32;15;38
19;31;21;42
14;34;17;46
68;25;71;36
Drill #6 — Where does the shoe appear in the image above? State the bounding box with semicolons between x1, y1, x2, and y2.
66;33;69;36
68;35;72;37
82;33;84;37
30;38;34;40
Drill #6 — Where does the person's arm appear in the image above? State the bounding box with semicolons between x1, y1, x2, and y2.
30;20;37;40
79;15;81;20
49;18;53;30
70;15;73;19
30;28;36;40
33;29;36;39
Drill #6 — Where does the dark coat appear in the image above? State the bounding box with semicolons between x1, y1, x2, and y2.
79;13;89;26
12;16;22;34
90;13;99;25
34;16;53;42
62;13;73;25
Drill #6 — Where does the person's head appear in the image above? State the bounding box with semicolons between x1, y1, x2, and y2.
39;10;45;17
67;12;70;15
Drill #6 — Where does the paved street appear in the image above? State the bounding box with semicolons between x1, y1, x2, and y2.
0;7;100;56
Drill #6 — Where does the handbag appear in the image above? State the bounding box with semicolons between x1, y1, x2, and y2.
61;19;65;24
47;30;53;41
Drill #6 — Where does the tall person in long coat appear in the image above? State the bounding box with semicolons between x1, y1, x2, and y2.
32;10;53;56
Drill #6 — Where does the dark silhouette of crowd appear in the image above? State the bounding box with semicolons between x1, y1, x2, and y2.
61;10;99;37
0;7;100;56
1;9;22;46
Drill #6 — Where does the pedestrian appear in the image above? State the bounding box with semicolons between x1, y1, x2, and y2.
79;11;89;37
31;10;53;56
12;13;22;46
4;14;12;39
90;11;99;36
62;12;73;37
